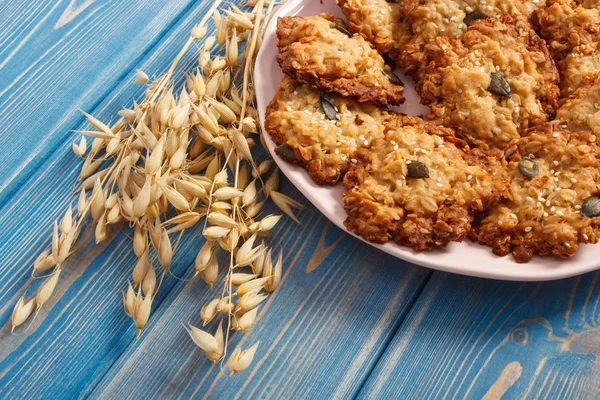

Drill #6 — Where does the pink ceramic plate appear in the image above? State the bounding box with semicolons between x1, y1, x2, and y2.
255;0;600;281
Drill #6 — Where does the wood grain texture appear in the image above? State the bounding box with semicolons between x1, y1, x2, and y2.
2;0;600;398
0;1;237;397
90;207;431;399
357;272;600;399
0;0;431;398
0;0;197;206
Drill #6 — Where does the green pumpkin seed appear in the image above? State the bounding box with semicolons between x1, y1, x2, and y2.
582;196;600;218
334;20;353;37
463;11;487;26
275;143;296;162
383;69;404;86
488;73;512;98
518;158;538;178
407;161;429;179
320;96;339;121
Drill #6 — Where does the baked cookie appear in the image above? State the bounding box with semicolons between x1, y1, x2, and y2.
276;14;405;106
337;0;413;59
401;0;535;76
418;18;560;150
343;115;507;251
557;76;600;135
559;24;600;96
534;0;600;58
472;124;600;263
265;75;392;184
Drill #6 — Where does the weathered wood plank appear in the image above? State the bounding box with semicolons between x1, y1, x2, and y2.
0;0;198;206
0;1;237;397
90;206;431;399
357;272;600;399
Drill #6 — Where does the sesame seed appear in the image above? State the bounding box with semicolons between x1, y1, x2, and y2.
467;175;473;181
437;183;443;187
334;149;340;154
441;44;447;50
550;206;556;212
537;202;542;207
406;160;412;164
524;227;532;232
351;158;357;164
575;205;581;209
545;200;551;206
543;212;549;217
555;187;561;191
552;132;559;138
571;178;577;183
553;161;559;166
457;89;463;94
393;144;399;150
584;233;589;240
556;211;564;216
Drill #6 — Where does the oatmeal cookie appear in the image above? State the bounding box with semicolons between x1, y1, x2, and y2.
265;75;391;184
418;18;560;150
343;115;507;251
472;124;600;263
557;76;600;135
337;0;413;59
401;0;535;76
559;24;600;96
534;0;600;58
276;14;405;106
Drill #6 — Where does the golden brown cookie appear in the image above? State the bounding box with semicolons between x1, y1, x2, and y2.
557;76;600;135
276;14;405;106
343;115;507;251
472;124;600;263
418;18;559;150
265;75;392;184
534;0;600;58
336;0;413;59
559;24;600;96
401;0;535;76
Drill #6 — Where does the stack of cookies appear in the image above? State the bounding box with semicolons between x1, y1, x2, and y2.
265;1;600;263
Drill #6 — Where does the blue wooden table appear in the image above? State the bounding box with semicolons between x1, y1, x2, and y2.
0;1;599;399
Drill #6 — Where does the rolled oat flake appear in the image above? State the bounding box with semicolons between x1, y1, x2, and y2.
581;196;600;218
518;158;538;178
407;160;429;179
320;96;339;121
488;73;512;97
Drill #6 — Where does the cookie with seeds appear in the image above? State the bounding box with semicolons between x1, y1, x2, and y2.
559;24;600;96
472;124;600;263
337;0;413;59
265;75;392;184
557;76;600;135
418;18;559;151
534;0;600;58
401;0;535;77
275;13;405;106
343;115;507;251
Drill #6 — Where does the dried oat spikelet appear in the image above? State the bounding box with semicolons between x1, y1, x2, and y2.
186;324;220;362
133;290;152;338
228;342;260;374
35;269;61;311
11;296;36;332
135;69;149;85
